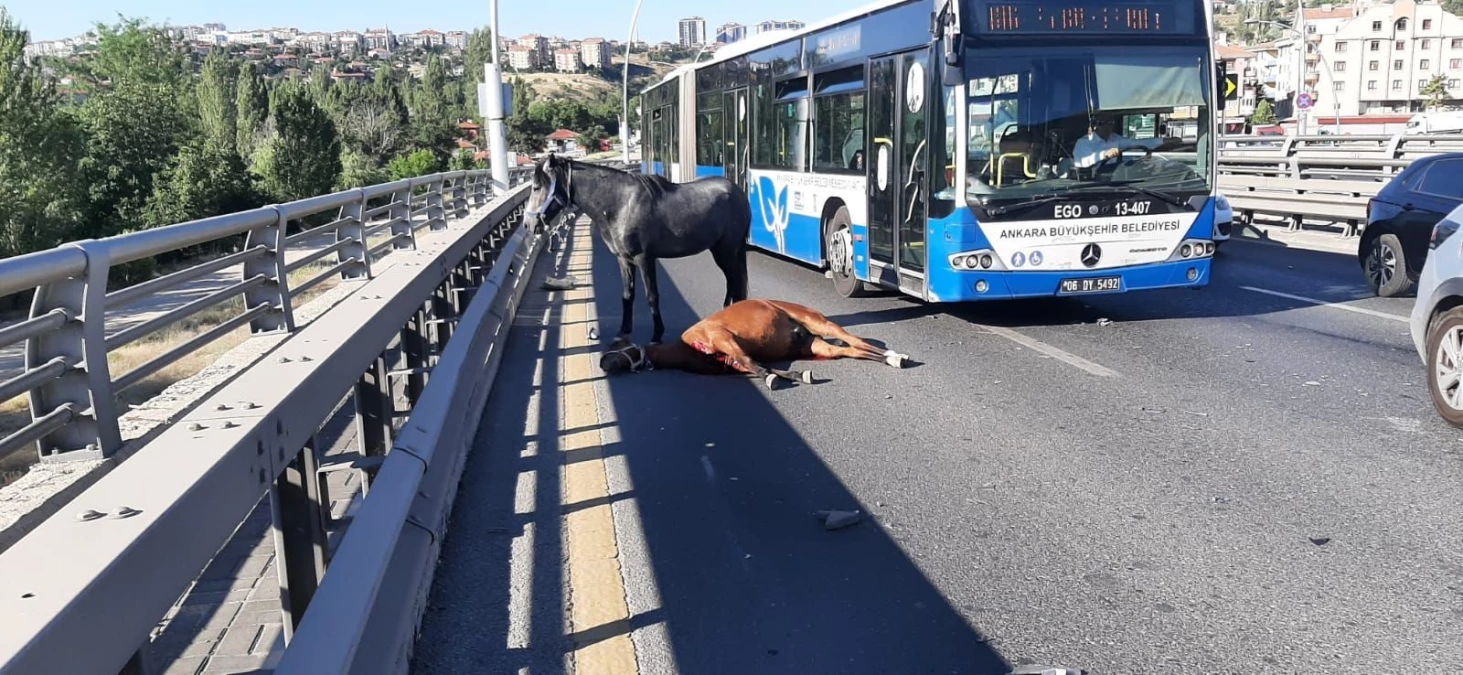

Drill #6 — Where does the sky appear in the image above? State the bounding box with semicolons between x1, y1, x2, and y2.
5;0;860;43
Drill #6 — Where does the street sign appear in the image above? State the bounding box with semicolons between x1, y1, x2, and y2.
1297;92;1314;110
1224;73;1239;101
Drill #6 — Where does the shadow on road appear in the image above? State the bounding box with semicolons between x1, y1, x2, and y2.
807;236;1400;333
588;244;1010;674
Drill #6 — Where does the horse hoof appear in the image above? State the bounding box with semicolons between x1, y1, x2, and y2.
801;370;814;384
764;374;780;390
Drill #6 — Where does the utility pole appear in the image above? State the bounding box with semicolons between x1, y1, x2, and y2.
1294;0;1307;136
623;0;646;164
485;0;510;190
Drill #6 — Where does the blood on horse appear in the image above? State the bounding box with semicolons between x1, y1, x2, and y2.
598;299;909;389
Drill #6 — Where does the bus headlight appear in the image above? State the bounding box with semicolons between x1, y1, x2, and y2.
1167;239;1214;262
948;249;1008;272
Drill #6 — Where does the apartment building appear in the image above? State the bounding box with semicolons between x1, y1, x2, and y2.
581;38;613;69
554;49;582;73
1312;0;1463;116
716;22;747;44
679;17;707;47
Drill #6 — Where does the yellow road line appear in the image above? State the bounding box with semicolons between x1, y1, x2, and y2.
557;221;638;675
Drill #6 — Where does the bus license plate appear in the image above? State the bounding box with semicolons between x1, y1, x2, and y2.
1059;276;1121;294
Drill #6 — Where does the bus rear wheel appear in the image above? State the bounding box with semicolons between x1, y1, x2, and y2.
825;206;867;298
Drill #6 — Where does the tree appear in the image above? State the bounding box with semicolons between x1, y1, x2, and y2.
256;85;342;203
84;16;191;91
409;55;459;159
388;148;442;181
337;148;389;190
77;80;193;237
198;49;240;153
142;139;260;231
1421;74;1451;111
1251;98;1278;126
236;63;270;161
0;8;88;258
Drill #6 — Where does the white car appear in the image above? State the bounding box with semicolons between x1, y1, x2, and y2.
1409;201;1463;428
1213;193;1233;248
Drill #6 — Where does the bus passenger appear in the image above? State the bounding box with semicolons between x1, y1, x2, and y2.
1072;116;1166;168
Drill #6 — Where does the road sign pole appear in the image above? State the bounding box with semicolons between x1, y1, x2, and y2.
485;0;510;191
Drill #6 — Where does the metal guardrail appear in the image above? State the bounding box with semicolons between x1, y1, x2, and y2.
1217;133;1463;237
272;188;550;675
0;167;554;675
0;168;532;469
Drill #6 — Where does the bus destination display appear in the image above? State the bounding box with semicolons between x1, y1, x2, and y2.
978;0;1189;34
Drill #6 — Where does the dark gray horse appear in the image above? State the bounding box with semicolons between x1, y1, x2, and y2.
523;154;752;345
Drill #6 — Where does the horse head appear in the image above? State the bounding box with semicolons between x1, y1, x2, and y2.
599;339;650;375
526;153;571;228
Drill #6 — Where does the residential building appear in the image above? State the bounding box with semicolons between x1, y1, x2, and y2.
756;20;805;34
555;49;582;73
716;22;747;44
508;45;536;70
1217;43;1263;132
445;31;470;50
1312;0;1463;118
581;38;612;69
333;31;364;54
295;32;331;51
679;17;707;47
363;28;394;52
516;34;551;65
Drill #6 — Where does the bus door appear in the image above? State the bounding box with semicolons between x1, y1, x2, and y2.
867;48;932;294
723;88;750;193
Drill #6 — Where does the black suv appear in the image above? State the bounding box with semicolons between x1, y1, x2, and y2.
1361;152;1463;297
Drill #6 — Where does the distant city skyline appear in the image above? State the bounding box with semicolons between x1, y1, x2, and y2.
3;0;834;44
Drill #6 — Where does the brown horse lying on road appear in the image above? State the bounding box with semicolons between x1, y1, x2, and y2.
598;299;909;389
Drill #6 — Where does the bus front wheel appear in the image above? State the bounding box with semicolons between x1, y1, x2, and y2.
825;206;867;298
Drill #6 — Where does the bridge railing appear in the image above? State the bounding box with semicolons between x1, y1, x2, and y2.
1216;132;1463;237
0;165;574;674
0;169;529;471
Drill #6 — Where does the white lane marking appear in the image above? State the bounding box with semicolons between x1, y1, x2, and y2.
977;324;1119;377
1239;286;1409;324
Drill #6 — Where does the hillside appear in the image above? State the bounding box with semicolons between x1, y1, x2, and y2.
510;58;679;105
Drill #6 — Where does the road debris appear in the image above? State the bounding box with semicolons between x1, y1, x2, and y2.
816;509;863;530
1096;318;1113;326
543;276;580;290
1011;665;1087;675
1303;381;1321;387
1309;536;1332;546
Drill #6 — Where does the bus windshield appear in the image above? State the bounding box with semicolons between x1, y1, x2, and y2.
965;47;1213;207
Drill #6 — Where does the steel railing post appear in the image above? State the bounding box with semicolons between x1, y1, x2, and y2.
244;207;296;334
337;189;371;280
402;309;429;406
354;353;392;459
428;178;447;232
28;241;118;462
389;185;416;252
271;434;328;642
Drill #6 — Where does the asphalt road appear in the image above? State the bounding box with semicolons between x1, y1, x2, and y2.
417;234;1463;674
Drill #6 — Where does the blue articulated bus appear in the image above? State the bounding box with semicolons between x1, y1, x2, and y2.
638;0;1225;301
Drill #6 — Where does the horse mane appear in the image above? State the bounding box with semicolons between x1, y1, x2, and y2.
563;158;673;200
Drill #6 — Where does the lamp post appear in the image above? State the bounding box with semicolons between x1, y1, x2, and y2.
484;0;510;189
622;0;647;164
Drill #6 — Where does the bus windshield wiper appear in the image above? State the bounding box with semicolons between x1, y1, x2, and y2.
1072;183;1191;208
985;194;1068;216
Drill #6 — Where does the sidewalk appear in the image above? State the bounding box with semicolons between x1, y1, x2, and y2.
1230;219;1359;256
412;215;655;674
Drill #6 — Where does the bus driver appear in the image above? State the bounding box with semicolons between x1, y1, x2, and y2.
1072;115;1168;168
